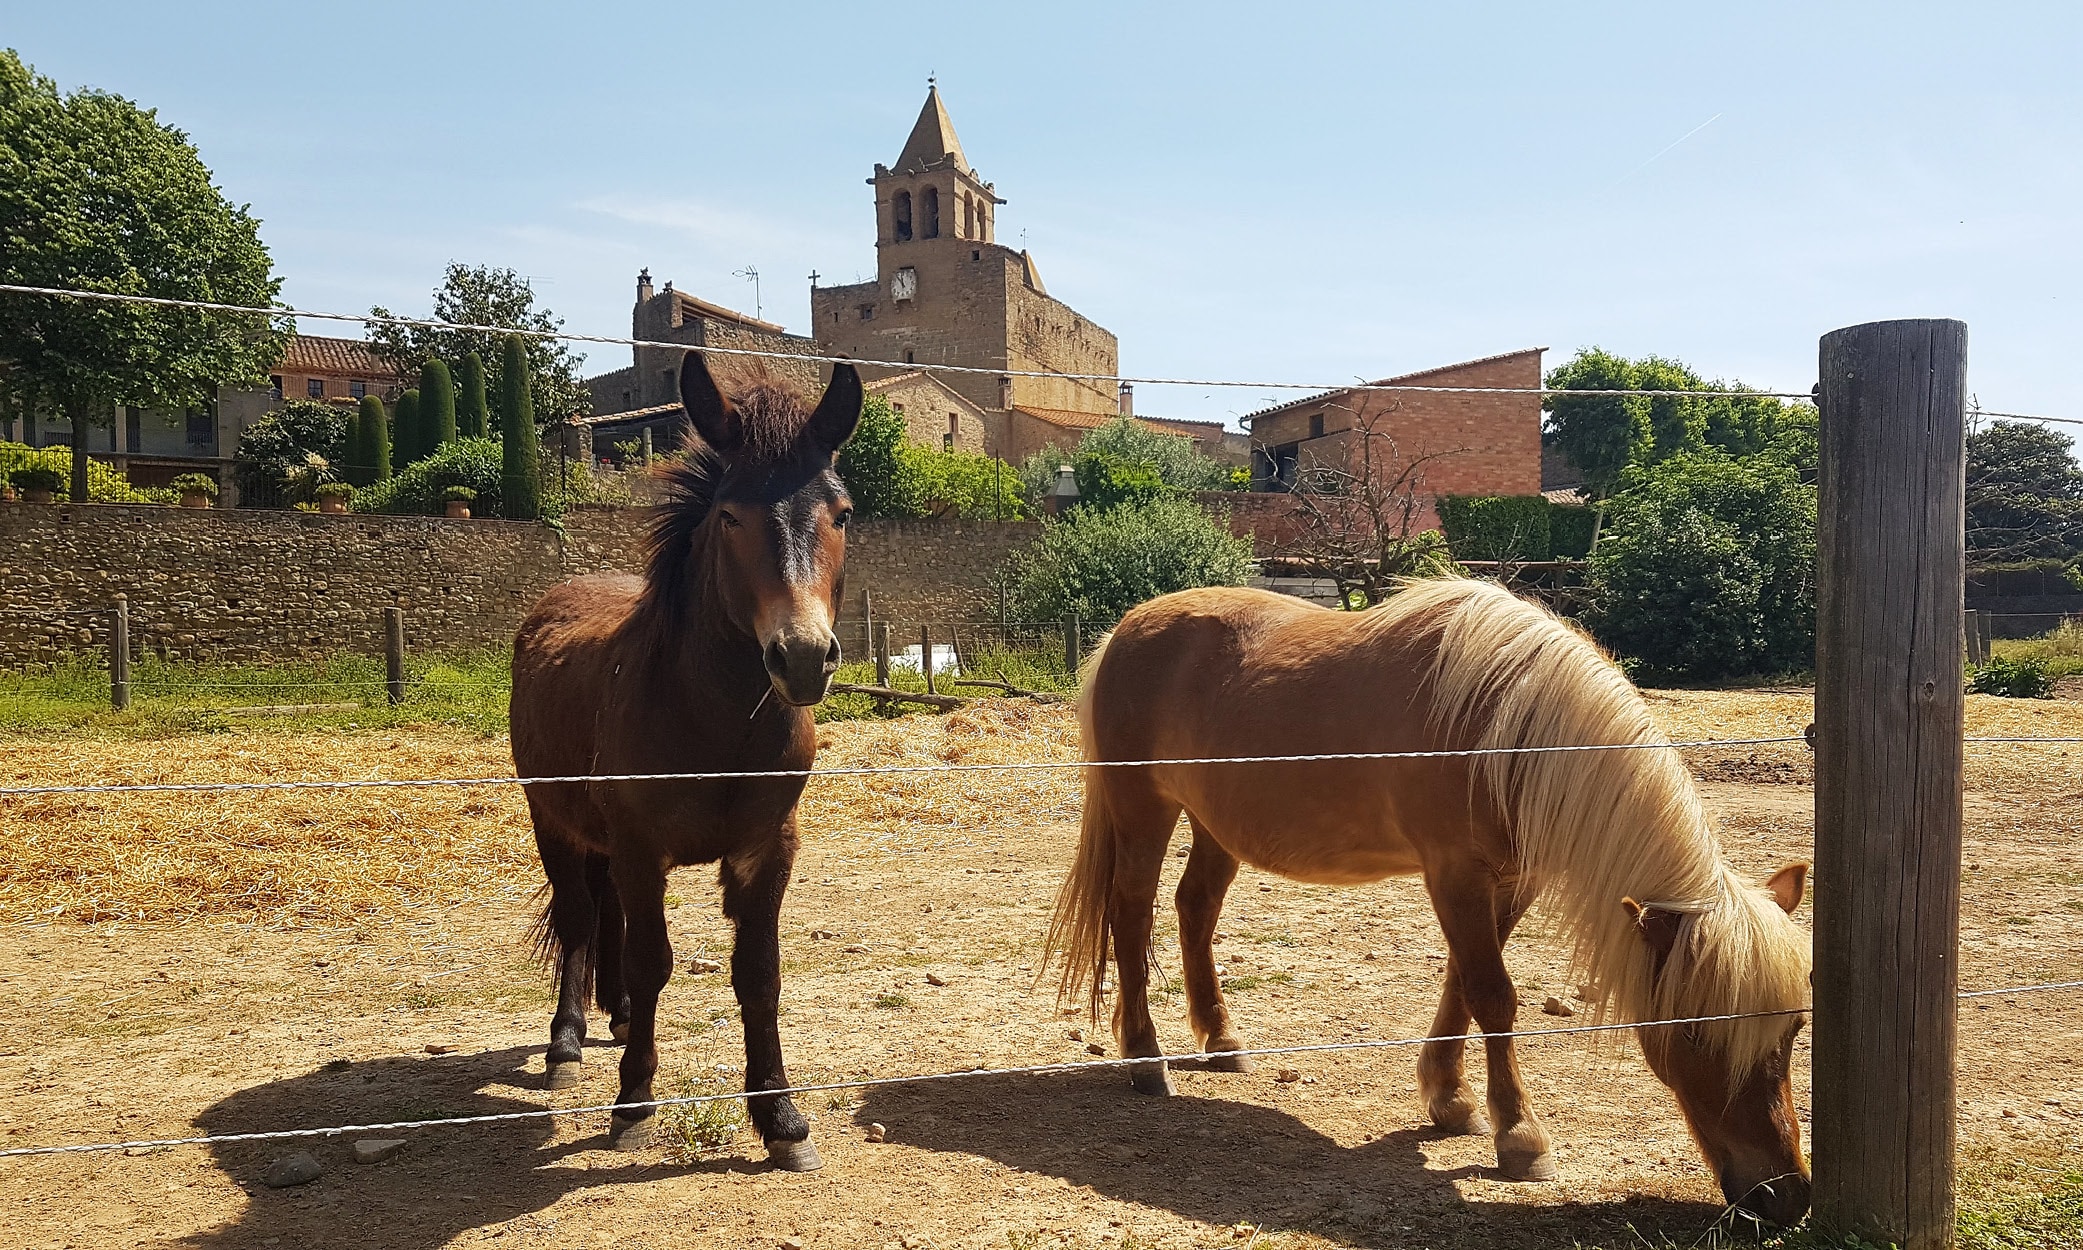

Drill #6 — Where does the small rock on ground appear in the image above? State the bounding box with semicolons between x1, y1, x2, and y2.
261;1151;321;1188
781;1239;805;1250
1085;1042;1105;1056
924;972;948;987
1542;996;1575;1018
353;1138;405;1164
841;944;867;954
1275;1068;1302;1084
688;957;724;974
424;1043;459;1054
864;1122;887;1143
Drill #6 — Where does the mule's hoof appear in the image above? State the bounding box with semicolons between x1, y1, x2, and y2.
1204;1040;1253;1073
767;1139;823;1172
545;1061;584;1090
1498;1147;1559;1181
1129;1062;1175;1097
608;1113;656;1151
610;1021;631;1043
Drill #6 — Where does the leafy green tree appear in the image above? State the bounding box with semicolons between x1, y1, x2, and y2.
1587;452;1817;681
366;265;586;424
498;335;541;521
1966;420;2083;563
836;395;926;519
1017;416;1231;507
1632;355;1708;461
899;443;1028;519
232;399;348;505
1004;496;1254;627
0;50;284;501
1543;349;1651;499
1072;451;1167;511
420;359;456;449
393;388;423;467
457;352;489;438
348;394;390;485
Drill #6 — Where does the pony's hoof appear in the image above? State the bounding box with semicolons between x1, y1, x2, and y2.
609;1112;656;1151
545;1060;585;1090
610;1021;631;1043
1498;1147;1559;1181
1204;1039;1253;1073
1129;1062;1175;1097
767;1139;823;1172
1428;1095;1490;1137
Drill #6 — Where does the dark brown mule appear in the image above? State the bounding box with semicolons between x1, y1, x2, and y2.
510;351;860;1169
1047;579;1814;1224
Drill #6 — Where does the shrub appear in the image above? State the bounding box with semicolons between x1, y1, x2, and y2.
1017;416;1232;508
421;359;457;449
11;465;65;493
837;395;925;519
358;437;504;516
1004;495;1255;627
1968;655;2054;699
499;336;541;520
901;443;1028;519
1438;495;1552;561
170;472;219;498
0;444;171;502
1586;452;1816;682
442;485;478;503
457;352;489;439
233;400;347;504
1550;503;1599;558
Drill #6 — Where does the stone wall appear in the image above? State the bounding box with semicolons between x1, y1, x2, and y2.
0;501;1035;667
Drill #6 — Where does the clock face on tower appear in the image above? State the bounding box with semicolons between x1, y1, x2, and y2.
891;267;918;302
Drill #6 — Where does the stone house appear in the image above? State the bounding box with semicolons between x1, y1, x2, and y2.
585;272;825;419
867;371;989;454
1240;347;1546;532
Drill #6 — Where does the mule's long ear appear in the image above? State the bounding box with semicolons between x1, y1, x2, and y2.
1623;897;1685;979
806;362;863;456
679;351;740;452
1765;863;1808;915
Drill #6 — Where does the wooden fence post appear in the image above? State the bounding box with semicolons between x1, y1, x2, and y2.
874;621;891;688
383;606;406;706
1813;318;1968;1250
862;589;874;670
920;624;935;696
109;595;130;712
1064;614;1082;675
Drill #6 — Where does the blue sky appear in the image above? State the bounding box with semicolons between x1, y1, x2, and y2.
11;2;2081;428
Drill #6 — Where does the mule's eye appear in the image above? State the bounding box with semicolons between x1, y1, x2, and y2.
834;507;853;530
718;510;741;529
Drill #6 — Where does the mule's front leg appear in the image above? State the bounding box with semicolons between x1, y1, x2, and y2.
1423;865;1555;1181
723;846;819;1171
606;857;673;1150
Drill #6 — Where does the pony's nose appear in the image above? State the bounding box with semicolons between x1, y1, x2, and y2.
1726;1169;1811;1227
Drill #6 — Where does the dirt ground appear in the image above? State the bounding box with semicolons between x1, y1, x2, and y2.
2;693;2082;1250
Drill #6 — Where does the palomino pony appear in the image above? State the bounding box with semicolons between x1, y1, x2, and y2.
510;351;860;1169
1047;578;1813;1224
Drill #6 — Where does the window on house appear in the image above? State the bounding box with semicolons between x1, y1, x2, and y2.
350;380;367;399
269;375;284;400
972;249;982;261
185;410;215;447
859;304;875;321
1309;413;1324;439
892;191;913;242
904;350;915;364
125;409;142;454
921;187;940;239
306;378;324;398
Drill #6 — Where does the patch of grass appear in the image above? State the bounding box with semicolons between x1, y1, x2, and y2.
1221;975;1264;992
1994;621;2083;679
1250;931;1298;947
873;992;913;1009
653;1075;745;1161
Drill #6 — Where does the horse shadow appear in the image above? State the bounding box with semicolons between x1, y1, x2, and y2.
178;1042;742;1250
856;1065;1733;1249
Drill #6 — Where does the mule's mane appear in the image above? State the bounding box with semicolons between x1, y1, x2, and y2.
1375;578;1811;1074
639;371;818;622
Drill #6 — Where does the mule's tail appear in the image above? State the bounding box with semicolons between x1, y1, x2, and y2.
1043;631;1118;1022
525;883;595;1003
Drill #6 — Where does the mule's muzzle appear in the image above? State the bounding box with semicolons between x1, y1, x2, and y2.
764;632;841;706
1724;1168;1811;1228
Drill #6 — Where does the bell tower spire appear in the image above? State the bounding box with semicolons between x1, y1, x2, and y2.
869;82;1004;264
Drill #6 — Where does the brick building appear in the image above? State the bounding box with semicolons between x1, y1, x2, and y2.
810;85;1122;441
1241;347;1546;532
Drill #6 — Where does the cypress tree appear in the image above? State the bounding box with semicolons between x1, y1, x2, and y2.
499;335;541;521
458;352;489;439
394;388;422;467
349;394;388;485
364;394;392;481
421;359;457;449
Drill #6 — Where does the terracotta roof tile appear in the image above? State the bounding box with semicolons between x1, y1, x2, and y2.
279;334;391;378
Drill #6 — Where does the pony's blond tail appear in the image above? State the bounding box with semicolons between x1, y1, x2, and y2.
1043;630;1118;1021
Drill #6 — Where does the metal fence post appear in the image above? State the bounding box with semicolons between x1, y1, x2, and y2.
1813;318;1967;1250
920;624;935;696
110;595;130;712
384;606;406;706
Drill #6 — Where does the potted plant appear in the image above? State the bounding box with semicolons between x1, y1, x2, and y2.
171;473;219;509
0;472;14;503
314;481;354;514
442;485;477;519
12;466;64;505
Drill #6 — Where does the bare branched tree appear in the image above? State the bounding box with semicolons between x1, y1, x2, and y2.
1274;402;1466;608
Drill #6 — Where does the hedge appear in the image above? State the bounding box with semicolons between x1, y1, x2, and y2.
1437;494;1552;561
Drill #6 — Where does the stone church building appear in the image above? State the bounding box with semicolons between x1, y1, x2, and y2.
582;86;1130;463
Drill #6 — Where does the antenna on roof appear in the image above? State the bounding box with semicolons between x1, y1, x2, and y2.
732;265;762;321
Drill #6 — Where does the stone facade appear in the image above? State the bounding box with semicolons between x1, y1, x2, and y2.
0;502;1035;667
867;372;989;454
585;272;826;422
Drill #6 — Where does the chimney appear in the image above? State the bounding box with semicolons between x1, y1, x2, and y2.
636;268;654;303
998;375;1013;409
1117;382;1133;418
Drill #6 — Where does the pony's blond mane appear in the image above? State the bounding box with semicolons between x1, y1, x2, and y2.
1374;578;1810;1074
